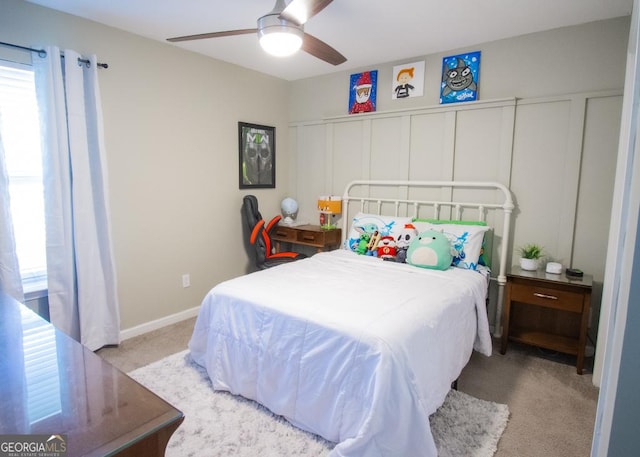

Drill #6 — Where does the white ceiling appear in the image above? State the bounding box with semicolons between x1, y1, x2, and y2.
26;0;633;81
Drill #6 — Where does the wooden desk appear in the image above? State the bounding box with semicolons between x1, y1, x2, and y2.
271;224;342;253
500;267;592;374
0;292;184;456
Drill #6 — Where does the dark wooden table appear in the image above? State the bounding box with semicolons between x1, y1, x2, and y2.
500;267;593;374
0;292;184;456
271;224;342;253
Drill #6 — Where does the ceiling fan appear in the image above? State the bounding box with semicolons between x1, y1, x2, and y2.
167;0;347;66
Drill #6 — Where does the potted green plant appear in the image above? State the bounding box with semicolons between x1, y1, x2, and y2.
518;243;544;271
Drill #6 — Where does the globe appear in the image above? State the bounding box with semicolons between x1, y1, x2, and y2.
281;197;299;224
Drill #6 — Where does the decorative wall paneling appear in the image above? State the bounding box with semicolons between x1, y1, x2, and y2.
289;92;621;333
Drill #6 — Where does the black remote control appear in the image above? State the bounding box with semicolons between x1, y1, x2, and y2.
566;268;584;278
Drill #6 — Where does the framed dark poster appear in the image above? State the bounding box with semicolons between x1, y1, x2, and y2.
238;122;275;189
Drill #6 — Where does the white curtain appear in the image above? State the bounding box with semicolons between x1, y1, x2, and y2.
33;47;120;350
0;128;25;302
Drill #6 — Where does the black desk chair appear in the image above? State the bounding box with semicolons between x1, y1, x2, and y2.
242;195;306;270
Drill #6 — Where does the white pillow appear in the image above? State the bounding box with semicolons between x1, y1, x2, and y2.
344;212;412;252
412;221;490;270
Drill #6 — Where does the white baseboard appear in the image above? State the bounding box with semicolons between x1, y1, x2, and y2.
120;305;200;341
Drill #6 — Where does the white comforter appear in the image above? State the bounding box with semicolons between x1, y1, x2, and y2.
189;249;492;457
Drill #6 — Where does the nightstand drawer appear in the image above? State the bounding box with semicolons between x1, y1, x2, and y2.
510;282;584;313
272;227;297;242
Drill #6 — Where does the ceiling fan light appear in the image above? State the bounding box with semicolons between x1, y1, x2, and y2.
257;13;304;57
259;31;302;57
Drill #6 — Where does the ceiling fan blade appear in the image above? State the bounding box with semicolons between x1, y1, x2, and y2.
167;28;257;43
302;33;346;65
280;0;333;26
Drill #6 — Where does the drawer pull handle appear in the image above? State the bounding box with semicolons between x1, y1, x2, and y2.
302;235;315;241
533;293;558;300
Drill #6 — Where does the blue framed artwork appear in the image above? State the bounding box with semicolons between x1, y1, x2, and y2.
440;51;481;104
349;70;377;114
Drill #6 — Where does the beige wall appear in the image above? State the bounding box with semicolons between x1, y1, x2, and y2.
289;17;629;120
1;0;292;331
1;0;630;338
288;17;629;333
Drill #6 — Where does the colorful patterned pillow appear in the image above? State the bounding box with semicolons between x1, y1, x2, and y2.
415;219;491;267
412;219;490;270
345;213;412;252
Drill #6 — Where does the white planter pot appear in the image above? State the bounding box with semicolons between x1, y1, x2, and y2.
519;257;540;271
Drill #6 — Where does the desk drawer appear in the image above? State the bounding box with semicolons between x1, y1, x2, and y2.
272;227;297;242
297;230;324;245
510;282;584;312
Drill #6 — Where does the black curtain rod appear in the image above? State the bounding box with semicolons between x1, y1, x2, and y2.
0;41;109;69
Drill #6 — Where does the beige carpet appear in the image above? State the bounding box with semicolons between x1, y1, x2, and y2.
98;317;599;457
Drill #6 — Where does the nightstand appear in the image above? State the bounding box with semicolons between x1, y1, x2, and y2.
500;267;593;374
271;224;342;253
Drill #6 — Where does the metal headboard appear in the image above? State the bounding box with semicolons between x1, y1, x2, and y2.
341;180;515;337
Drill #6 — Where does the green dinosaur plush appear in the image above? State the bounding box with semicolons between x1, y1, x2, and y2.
356;232;371;255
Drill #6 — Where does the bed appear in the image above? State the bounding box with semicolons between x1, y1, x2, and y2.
189;180;514;456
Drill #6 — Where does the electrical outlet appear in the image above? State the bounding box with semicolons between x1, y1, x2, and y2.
182;274;190;288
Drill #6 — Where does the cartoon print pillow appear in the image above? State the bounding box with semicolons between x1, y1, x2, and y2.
411;221;490;270
406;230;454;270
344;213;412;253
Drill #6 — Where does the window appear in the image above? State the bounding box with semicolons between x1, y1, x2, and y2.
0;61;47;295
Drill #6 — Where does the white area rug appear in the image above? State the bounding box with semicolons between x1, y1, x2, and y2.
129;350;509;457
